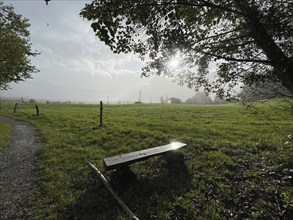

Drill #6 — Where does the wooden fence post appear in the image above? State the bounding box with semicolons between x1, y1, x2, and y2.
13;103;18;113
99;101;103;128
35;105;39;115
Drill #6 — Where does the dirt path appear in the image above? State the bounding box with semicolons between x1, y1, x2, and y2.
0;116;39;219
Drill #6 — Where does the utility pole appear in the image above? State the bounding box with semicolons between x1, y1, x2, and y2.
135;90;142;104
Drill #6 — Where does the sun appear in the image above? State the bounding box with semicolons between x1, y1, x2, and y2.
166;52;181;70
168;59;179;69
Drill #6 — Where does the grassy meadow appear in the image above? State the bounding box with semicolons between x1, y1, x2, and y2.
0;101;292;219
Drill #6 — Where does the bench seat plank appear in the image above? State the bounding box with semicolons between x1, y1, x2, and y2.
103;142;186;170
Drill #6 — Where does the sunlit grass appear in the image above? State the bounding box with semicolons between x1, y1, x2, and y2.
0;100;292;219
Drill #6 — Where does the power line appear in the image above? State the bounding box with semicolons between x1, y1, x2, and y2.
23;81;114;93
4;0;90;1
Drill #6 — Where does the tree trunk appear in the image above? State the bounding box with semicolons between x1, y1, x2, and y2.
235;1;293;94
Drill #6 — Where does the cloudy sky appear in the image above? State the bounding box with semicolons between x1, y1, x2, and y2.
2;0;196;103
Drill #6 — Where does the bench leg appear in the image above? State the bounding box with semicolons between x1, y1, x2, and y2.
109;166;137;184
164;151;185;169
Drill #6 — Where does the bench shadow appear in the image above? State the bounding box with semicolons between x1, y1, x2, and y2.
61;152;191;220
130;152;192;218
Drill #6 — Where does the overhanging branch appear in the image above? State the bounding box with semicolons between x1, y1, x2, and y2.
201;40;254;50
202;51;270;63
133;0;243;15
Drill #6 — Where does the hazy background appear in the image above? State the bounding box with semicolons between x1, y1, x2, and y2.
1;0;196;103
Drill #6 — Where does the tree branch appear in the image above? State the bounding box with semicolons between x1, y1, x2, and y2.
202;51;270;64
191;29;248;44
201;40;254;50
199;0;243;15
133;0;243;15
234;0;293;93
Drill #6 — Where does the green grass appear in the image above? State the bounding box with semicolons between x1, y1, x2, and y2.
0;121;12;156
0;100;292;219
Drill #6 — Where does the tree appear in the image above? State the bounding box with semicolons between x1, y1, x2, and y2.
160;96;164;104
213;95;227;104
185;92;212;104
80;0;293;98
160;95;169;103
0;2;39;90
240;79;292;101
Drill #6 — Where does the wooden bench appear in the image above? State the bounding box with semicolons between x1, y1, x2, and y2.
103;142;187;170
89;142;187;218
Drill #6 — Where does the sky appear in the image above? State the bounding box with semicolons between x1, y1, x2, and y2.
1;0;196;103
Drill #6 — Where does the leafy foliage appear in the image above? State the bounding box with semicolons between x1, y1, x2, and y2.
241;79;293;101
0;2;39;90
1;101;292;219
80;0;293;98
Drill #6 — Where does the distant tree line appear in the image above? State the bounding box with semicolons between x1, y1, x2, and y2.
185;92;213;104
185;92;228;104
161;92;227;104
166;79;293;104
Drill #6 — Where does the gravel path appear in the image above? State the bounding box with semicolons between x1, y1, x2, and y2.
0;116;39;220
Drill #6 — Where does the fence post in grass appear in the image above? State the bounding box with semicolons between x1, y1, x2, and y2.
13;103;18;113
99;101;103;128
35;105;39;115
